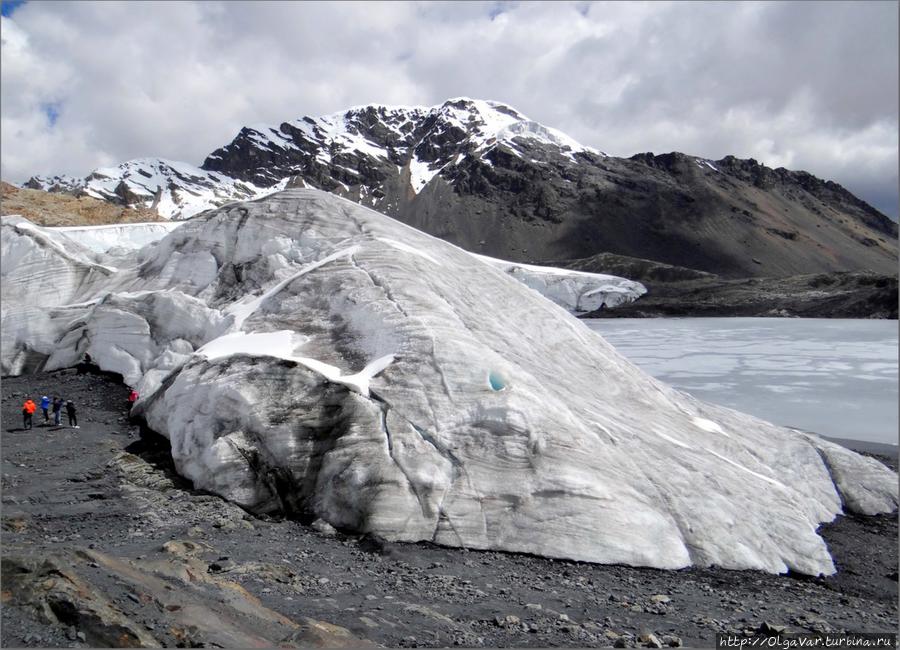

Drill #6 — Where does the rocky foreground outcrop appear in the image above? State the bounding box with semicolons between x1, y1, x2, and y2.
2;545;366;649
1;189;896;576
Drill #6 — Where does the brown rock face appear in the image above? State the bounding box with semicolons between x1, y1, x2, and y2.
0;181;160;226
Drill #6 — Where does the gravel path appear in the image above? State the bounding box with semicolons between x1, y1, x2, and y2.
2;370;896;648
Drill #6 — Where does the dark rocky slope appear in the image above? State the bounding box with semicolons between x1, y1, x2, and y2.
552;252;899;319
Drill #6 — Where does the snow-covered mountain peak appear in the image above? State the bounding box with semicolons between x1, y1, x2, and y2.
432;97;522;130
195;98;611;203
25;98;606;218
356;97;597;158
222;98;601;172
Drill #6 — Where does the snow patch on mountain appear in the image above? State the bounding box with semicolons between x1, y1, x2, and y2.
497;120;598;162
409;156;443;194
292;114;392;162
695;158;720;172
84;158;287;219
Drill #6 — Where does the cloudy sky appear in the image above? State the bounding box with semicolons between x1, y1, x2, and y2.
2;0;897;217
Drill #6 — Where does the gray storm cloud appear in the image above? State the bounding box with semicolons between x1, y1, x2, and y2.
1;0;896;217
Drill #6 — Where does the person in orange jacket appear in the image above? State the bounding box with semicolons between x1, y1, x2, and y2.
22;398;36;430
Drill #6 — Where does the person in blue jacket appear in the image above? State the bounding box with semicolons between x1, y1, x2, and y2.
40;395;50;423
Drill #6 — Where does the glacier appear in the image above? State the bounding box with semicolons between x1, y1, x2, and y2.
11;219;645;316
1;189;895;576
53;221;183;255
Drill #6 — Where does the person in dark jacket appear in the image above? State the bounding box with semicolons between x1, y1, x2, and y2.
40;395;50;423
65;400;79;428
52;396;63;426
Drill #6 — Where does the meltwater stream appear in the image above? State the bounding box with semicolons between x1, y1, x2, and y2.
586;318;899;446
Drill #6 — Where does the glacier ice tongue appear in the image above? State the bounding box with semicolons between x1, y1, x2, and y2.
473;254;646;313
1;190;896;576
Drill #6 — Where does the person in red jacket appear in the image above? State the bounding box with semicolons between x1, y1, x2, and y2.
22;399;36;430
126;389;140;425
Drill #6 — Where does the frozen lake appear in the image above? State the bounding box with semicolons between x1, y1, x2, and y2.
586;318;898;446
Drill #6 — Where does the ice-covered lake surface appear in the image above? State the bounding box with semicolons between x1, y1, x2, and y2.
586;318;899;446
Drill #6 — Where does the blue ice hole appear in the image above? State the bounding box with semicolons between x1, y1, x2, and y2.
488;371;507;391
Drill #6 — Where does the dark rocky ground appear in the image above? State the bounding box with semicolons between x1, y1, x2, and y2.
552;253;899;319
2;370;897;648
590;273;899;319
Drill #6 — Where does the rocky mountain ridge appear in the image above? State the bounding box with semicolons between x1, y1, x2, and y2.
23;98;898;279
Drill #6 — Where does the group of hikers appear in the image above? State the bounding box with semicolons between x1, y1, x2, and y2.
21;389;139;430
20;354;141;431
21;395;77;429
